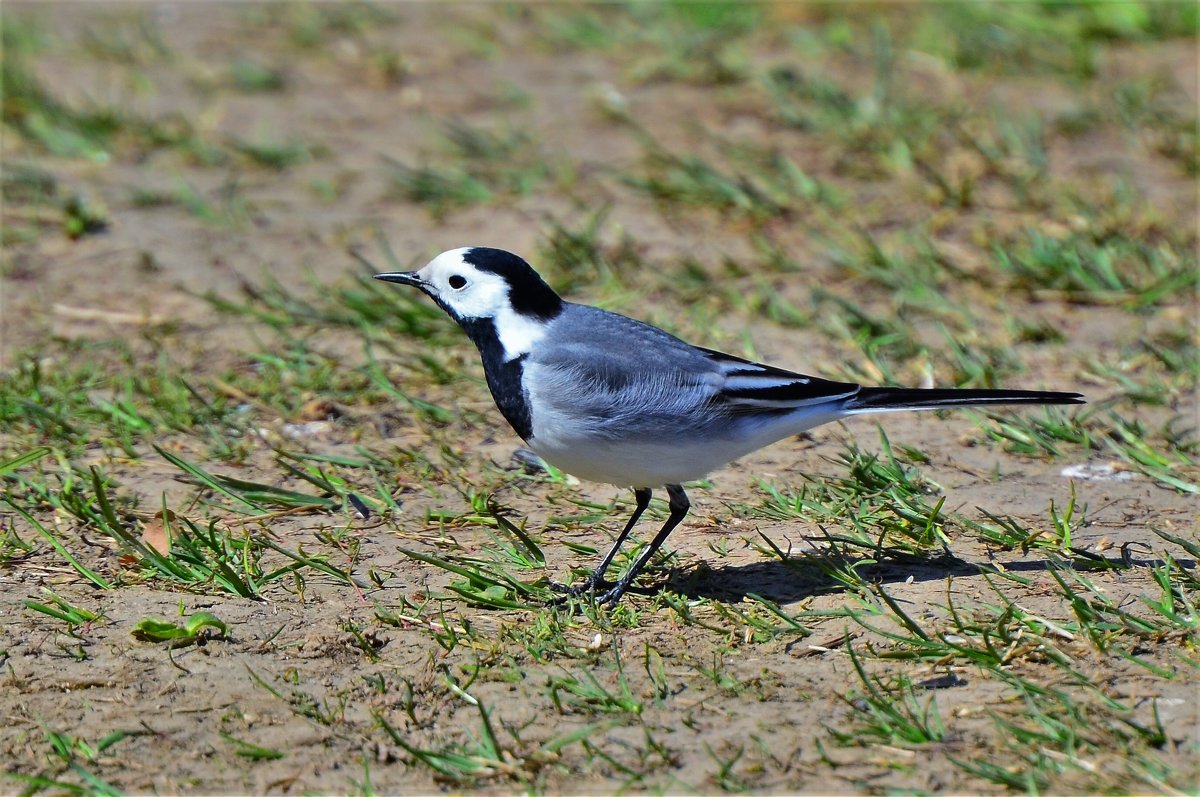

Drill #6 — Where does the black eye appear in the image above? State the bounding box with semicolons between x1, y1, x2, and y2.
448;275;467;290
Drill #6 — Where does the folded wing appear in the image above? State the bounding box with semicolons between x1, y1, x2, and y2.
697;347;860;412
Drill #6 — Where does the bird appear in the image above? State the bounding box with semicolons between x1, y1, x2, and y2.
375;247;1084;606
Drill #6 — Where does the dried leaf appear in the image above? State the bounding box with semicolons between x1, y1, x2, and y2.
140;509;176;555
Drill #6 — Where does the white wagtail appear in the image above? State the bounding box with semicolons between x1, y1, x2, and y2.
376;247;1084;606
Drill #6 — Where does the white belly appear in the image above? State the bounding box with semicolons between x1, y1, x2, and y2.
527;407;844;487
527;435;738;486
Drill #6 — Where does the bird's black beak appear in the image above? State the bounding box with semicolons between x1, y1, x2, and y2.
374;272;425;288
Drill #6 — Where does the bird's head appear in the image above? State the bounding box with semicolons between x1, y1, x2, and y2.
375;247;562;324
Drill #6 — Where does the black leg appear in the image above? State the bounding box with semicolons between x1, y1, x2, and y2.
596;484;689;607
550;487;652;596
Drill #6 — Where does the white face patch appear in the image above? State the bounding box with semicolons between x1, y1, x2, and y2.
415;249;511;320
415;248;547;361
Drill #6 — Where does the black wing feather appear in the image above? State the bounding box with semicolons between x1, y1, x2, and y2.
696;347;861;409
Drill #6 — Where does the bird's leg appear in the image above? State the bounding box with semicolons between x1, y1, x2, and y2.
596;484;689;607
549;487;652;596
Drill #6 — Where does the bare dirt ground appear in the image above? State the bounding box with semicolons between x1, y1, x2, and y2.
2;3;1197;794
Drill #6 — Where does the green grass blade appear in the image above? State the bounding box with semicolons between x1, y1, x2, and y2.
0;446;52;476
4;497;113;589
153;444;264;511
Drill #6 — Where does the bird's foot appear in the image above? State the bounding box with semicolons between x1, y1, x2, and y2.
547;575;613;604
547;579;637;609
593;582;633;607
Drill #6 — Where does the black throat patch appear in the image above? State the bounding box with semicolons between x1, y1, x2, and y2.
458;316;533;441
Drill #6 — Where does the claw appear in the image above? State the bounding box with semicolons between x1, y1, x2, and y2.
595;587;623;607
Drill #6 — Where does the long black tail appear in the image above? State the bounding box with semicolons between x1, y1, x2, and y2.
846;387;1085;413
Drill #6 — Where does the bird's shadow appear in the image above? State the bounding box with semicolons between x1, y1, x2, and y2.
657;550;1195;605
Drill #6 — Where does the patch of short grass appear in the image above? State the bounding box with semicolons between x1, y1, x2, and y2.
0;339;236;457
387;120;551;219
993;229;1197;309
749;431;951;560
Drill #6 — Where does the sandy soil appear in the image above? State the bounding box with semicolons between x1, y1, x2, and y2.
2;3;1197;794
